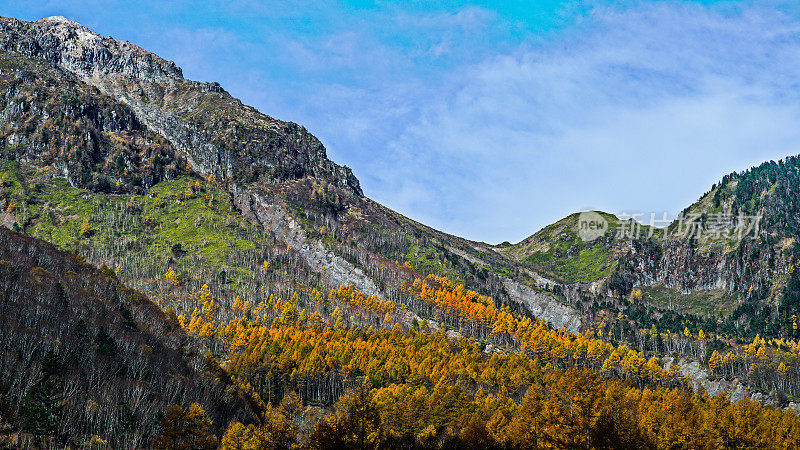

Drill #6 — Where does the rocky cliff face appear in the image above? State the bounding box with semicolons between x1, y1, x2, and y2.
0;16;361;195
504;177;794;319
0;49;183;192
616;158;800;319
233;187;384;298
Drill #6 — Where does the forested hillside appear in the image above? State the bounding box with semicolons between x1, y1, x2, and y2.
0;226;257;447
0;14;799;449
208;275;800;448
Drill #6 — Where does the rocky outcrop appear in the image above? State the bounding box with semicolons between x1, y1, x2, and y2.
665;357;800;415
0;50;183;192
501;277;581;333
234;188;383;297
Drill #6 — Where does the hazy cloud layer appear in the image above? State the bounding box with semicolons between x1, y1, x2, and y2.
6;1;800;242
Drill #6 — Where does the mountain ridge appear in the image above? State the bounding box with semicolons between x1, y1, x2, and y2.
4;12;798;339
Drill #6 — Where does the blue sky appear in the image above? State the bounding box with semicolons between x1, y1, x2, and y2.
5;1;800;243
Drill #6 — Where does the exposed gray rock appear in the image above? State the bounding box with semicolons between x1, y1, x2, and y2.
663;357;800;414
0;212;15;229
234;189;383;298
0;16;182;82
501;277;581;333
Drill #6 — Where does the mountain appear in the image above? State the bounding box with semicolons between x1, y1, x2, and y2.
1;14;800;448
494;154;800;340
0;16;359;194
498;211;663;286
0;15;582;334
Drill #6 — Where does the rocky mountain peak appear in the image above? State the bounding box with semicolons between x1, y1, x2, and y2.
0;16;362;196
0;15;183;83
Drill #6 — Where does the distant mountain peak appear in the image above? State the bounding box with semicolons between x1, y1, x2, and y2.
38;15;77;24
